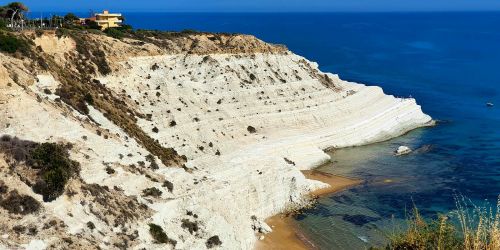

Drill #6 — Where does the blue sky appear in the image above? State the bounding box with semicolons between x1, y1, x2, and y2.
3;0;500;12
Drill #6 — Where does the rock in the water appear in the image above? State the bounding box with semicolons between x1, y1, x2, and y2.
395;146;412;155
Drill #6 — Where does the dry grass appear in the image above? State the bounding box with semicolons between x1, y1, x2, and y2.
455;196;500;250
375;195;500;250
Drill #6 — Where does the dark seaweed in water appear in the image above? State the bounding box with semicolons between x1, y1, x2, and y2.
342;214;380;226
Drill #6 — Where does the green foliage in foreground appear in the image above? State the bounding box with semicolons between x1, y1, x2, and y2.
377;210;462;250
371;198;500;250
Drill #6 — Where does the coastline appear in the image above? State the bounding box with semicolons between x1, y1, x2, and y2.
255;170;363;250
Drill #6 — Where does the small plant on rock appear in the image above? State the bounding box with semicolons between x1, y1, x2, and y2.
162;180;173;192
206;235;222;248
247;126;257;134
149;223;169;243
149;223;176;246
142;187;162;198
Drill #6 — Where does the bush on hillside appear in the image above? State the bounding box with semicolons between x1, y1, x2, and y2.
149;223;176;246
85;20;101;30
104;28;124;39
247;126;257;134
206;236;222;248
149;223;168;243
181;219;199;234
162;180;173;192
29;143;80;202
0;190;41;215
142;187;162;198
0;19;7;30
0;32;28;54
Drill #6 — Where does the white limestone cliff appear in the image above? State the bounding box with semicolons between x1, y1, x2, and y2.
0;32;432;249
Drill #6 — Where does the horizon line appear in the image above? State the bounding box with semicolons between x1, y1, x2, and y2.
26;9;500;14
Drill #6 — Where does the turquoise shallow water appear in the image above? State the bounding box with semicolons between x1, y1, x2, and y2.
121;12;500;249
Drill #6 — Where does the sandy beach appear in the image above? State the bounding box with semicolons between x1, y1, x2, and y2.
255;170;362;250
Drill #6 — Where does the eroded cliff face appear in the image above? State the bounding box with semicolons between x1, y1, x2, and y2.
0;30;432;249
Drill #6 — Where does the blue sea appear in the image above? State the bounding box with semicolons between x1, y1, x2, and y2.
124;12;500;249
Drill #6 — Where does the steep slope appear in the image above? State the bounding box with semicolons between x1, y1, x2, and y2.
0;30;432;249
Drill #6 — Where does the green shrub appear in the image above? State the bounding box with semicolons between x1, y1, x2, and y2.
0;19;7;30
181;219;199;234
206;236;222;248
162;180;173;192
116;24;133;31
247;126;257;133
85;20;100;30
0;32;28;54
83;93;94;105
149;223;176;246
0;190;41;215
29;143;80;201
142;187;162;198
145;154;159;170
104;28;124;39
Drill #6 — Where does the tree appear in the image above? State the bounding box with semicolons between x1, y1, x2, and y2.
85;19;100;30
0;6;8;18
6;2;28;20
64;13;79;23
0;2;29;30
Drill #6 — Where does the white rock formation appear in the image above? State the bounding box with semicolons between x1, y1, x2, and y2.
395;146;412;155
0;32;432;249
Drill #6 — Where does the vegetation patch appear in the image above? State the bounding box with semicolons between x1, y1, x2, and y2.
30;143;80;202
247;126;257;134
206;235;222;248
0;136;79;202
149;223;176;246
82;183;151;227
0;32;29;54
162;180;173;192
181;219;199;234
142;187;162;198
145;154;159;170
0;186;41;215
104;28;125;40
372;200;500;250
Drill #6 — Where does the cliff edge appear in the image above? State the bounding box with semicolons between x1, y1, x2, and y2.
0;29;432;249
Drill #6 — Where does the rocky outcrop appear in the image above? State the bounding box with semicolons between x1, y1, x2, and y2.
395;146;412;155
0;30;432;249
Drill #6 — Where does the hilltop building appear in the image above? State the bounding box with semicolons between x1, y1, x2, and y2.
94;10;122;30
78;10;123;30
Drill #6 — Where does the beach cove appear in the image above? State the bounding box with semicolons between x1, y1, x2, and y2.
256;171;362;250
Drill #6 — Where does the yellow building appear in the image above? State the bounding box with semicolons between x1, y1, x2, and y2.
94;10;122;30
